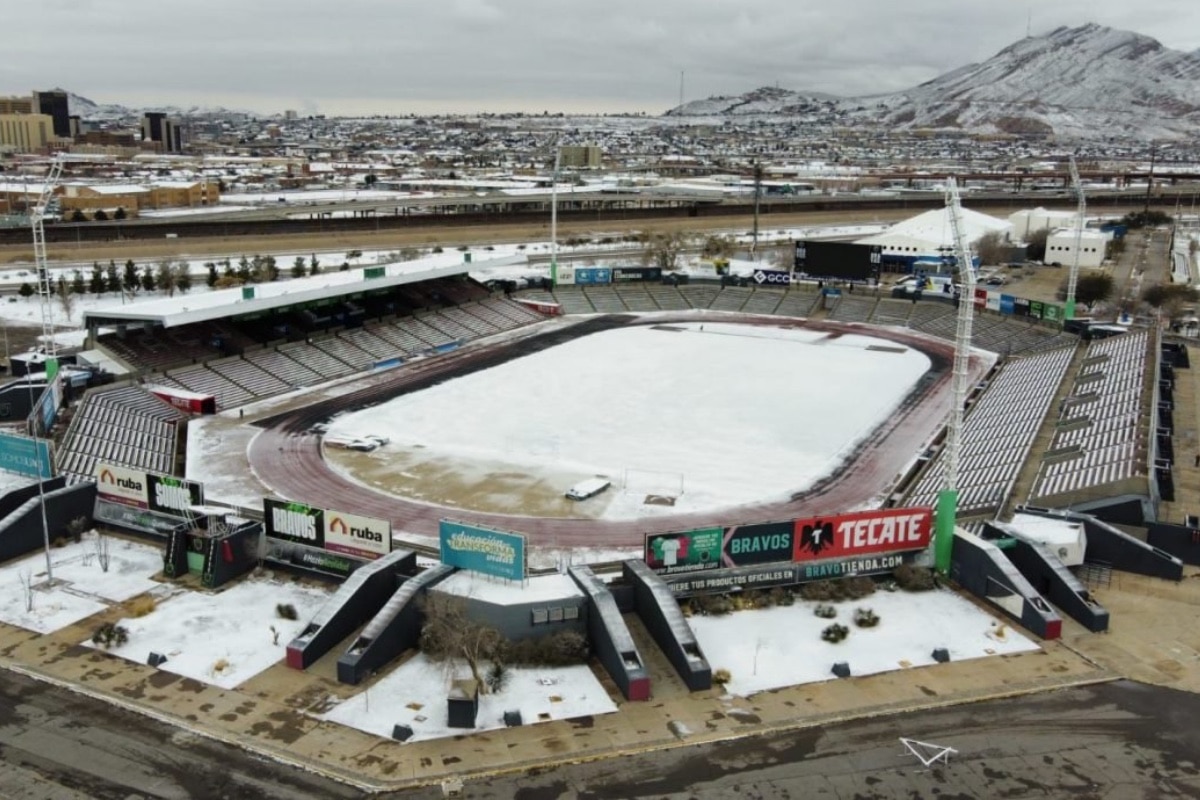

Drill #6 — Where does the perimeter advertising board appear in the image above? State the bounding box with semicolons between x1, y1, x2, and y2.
0;431;53;479
264;497;325;548
574;267;612;286
794;240;882;282
792;507;933;562
439;520;526;581
613;266;662;282
721;521;794;567
751;269;791;287
146;473;204;515
324;509;391;559
94;462;149;507
645;526;723;574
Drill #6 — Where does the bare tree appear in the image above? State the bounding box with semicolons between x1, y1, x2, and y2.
640;230;692;272
156;259;176;297
95;531;112;573
19;570;34;613
56;277;75;321
419;592;504;694
973;231;1009;267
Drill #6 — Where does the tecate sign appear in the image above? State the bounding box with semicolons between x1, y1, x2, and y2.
94;462;148;507
753;269;791;286
264;497;325;547
325;510;391;559
792;507;933;562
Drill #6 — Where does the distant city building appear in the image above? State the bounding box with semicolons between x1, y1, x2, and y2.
0;113;54;153
558;144;602;169
0;95;35;115
141;112;186;153
34;90;71;138
284;109;298;120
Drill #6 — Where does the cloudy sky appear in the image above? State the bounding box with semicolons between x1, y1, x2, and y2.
4;0;1199;115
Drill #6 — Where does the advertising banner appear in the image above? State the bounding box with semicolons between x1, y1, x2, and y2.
663;564;798;596
264;497;325;548
613;267;662;282
94;462;149;507
325;509;391;559
1030;300;1045;319
146;473;204;516
973;287;987;309
553;264;576;286
985;291;1001;312
722;521;795;567
792;507;933;562
0;431;53;479
1013;296;1031;317
574;267;613;286
439;520;526;581
797;551;911;581
1043;303;1063;323
999;294;1015;315
645;526;723;574
751;269;791;287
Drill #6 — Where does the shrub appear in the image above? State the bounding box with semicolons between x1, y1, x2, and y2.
67;516;89;544
500;630;588;667
800;580;836;602
821;624;849;644
486;661;509;693
432;245;444;254
275;603;299;620
689;593;735;616
713;668;732;685
456;245;469;252
92;622;129;649
129;596;157;618
894;564;936;592
814;604;837;619
854;608;880;628
768;587;794;607
841;576;877;600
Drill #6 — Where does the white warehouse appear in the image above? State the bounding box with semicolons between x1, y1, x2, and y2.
1044;228;1112;268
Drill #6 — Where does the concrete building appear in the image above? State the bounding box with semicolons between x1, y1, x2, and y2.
0;113;54;153
0;95;35;115
1009;207;1080;242
141;112;185;153
856;206;1011;269
34;90;71;138
559;144;602;169
1044;228;1112;268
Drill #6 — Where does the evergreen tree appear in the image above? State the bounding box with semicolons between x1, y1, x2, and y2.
236;255;252;284
206;262;218;288
309;253;321;275
221;258;235;281
264;255;279;281
123;259;140;294
71;269;86;295
105;260;121;294
174;259;193;293
141;264;156;292
291;256;307;279
88;262;105;294
18;283;34;299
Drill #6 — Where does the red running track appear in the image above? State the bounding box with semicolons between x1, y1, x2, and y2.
247;315;982;550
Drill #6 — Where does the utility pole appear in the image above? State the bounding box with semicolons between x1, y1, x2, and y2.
1144;142;1158;214
752;161;763;259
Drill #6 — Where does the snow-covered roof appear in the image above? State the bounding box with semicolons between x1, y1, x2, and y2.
436;570;582;606
82;253;518;329
857;207;1010;251
1007;513;1084;547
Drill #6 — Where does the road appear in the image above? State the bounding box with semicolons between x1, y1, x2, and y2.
408;681;1200;800
0;669;362;800
247;315;972;548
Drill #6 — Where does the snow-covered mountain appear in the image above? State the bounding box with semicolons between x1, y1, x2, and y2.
667;24;1200;139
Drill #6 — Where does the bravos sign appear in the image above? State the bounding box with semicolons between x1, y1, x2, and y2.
752;269;791;286
147;474;204;516
264;497;325;547
325;509;391;559
722;521;793;567
94;462;148;507
792;507;932;562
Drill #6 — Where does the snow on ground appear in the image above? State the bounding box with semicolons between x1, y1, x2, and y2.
0;468;36;496
0;532;163;634
88;576;330;689
321;654;616;742
690;588;1039;697
438;571;582;605
325;322;930;520
139;206;257;218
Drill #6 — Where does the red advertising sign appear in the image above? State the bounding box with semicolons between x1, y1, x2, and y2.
792;507;933;562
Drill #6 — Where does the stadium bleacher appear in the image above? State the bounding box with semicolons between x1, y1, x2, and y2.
57;385;188;481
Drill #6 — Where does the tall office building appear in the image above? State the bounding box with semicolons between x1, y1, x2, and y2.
34;90;71;138
0;114;53;152
0;95;35;115
141;112;185;152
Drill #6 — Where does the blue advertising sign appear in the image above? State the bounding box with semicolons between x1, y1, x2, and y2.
751;269;791;286
999;294;1015;315
0;431;53;479
439;519;526;581
574;267;612;286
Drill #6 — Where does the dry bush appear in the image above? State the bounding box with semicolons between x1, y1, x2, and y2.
128;596;157;618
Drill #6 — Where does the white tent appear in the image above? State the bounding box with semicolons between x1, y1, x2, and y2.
856;207;1011;261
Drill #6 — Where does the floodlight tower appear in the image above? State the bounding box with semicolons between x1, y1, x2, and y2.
934;177;977;574
31;155;65;369
549;137;562;286
1064;154;1086;320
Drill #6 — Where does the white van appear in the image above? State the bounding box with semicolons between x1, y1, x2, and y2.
565;478;612;501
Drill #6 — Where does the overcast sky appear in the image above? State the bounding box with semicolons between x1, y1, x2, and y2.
4;0;1199;116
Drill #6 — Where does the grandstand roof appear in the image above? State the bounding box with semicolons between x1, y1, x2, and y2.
82;254;523;329
856;207;1011;252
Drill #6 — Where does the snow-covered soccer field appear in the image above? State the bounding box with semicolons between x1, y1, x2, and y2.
324;322;931;520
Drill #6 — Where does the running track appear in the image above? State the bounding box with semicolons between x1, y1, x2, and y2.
247;313;982;550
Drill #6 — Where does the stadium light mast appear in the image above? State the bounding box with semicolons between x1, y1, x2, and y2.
550;138;562;286
934;177;977;574
1064;154;1086;320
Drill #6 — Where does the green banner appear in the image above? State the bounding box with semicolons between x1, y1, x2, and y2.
645;527;722;574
